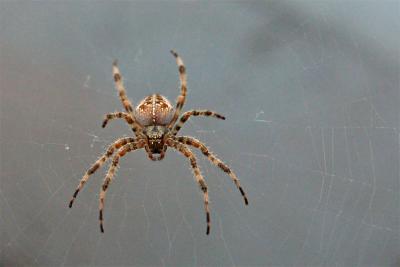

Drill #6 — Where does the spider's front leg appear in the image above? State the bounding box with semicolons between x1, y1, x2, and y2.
99;140;145;232
166;138;211;235
69;137;135;208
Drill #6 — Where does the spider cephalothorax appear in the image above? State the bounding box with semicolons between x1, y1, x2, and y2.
143;125;168;154
69;50;248;235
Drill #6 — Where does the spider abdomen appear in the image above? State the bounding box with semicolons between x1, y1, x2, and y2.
135;94;174;126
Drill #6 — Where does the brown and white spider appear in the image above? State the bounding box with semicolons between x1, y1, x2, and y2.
68;50;248;235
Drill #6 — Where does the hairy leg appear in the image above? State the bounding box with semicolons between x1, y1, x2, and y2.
69;137;135;208
176;136;248;205
166;139;211;235
99;140;145;232
112;61;144;137
102;112;135;128
172;110;225;135
112;60;134;113
168;50;187;128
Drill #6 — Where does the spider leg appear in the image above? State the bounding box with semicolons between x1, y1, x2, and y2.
171;110;225;135
176;136;248;205
112;61;145;137
166;139;211;235
69;137;135;208
167;50;187;129
102;112;135;128
112;60;134;113
99;140;145;233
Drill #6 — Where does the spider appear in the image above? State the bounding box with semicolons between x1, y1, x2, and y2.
68;50;248;235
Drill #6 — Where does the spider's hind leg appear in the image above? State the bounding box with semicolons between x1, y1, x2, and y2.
168;50;187;128
111;63;145;138
112;61;134;113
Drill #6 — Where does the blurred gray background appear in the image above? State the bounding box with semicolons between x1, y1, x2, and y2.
1;1;399;266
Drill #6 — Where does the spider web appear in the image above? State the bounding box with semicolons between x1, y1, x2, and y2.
1;1;399;266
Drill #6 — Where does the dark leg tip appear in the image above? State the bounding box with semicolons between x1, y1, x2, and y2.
206;226;210;235
102;120;107;128
69;199;74;208
113;59;118;66
100;225;104;233
245;198;249;205
215;113;225;120
170;50;178;57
